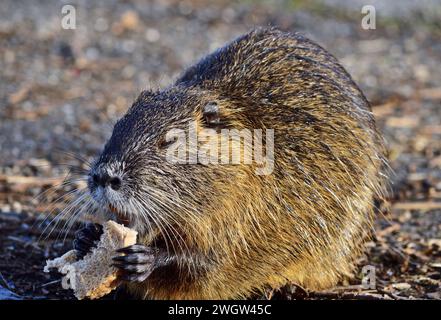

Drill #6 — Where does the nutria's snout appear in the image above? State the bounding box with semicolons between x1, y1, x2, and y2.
87;162;132;227
88;163;124;200
90;171;122;191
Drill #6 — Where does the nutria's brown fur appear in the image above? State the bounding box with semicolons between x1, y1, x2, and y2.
88;27;387;299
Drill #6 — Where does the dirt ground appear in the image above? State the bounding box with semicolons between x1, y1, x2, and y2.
0;0;440;300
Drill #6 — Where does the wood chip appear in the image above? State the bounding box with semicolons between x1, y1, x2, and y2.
386;116;420;128
392;201;441;211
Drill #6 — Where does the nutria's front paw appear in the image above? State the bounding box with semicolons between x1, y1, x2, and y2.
73;223;103;259
112;244;156;282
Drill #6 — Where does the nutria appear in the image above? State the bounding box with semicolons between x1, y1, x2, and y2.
73;27;387;299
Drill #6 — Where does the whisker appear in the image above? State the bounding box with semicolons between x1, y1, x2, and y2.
134;191;198;275
53;193;89;242
62;198;93;244
40;192;87;241
35;182;87;234
52;148;93;168
133;193;174;256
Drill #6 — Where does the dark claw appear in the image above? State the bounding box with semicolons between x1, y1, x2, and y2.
116;244;151;254
73;223;103;259
112;244;156;283
120;272;150;283
112;252;154;264
112;263;150;273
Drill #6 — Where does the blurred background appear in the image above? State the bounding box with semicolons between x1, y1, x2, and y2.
0;0;440;299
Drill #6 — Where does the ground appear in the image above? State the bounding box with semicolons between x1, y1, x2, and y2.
0;0;440;300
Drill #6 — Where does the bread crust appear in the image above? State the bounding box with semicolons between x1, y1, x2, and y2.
44;221;137;300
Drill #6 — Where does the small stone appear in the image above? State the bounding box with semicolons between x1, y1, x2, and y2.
145;28;160;43
122;65;136;79
392;283;411;291
428;239;441;248
95;17;109;32
85;47;100;60
55;41;75;64
120;11;139;31
12;201;22;213
430;262;441;269
427;292;441;299
1;204;11;213
414;276;438;286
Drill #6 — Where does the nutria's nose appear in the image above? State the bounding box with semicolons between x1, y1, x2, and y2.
92;172;122;191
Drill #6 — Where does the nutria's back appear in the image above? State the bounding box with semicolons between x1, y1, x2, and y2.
90;27;387;299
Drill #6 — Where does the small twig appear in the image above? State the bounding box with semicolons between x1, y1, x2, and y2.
7;236;43;251
328;285;373;291
308;290;393;300
417;87;441;100
0;271;12;290
392;201;441;211
308;284;417;300
377;223;401;237
0;174;64;185
38;279;61;288
376;288;413;300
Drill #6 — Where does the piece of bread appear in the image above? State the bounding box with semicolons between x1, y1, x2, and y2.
44;221;137;300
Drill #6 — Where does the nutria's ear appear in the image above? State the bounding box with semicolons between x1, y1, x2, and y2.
203;101;221;126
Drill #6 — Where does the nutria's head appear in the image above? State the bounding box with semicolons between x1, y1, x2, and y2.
87;87;249;243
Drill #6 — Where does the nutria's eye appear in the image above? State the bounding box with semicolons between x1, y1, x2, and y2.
203;101;220;126
158;136;175;149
